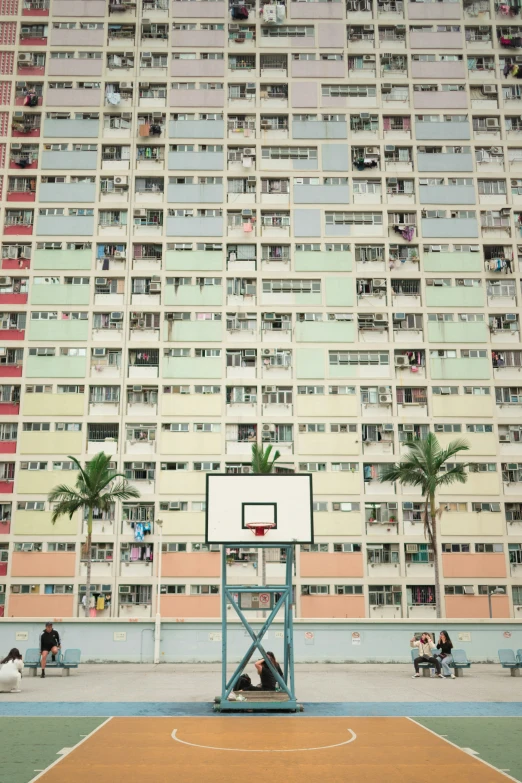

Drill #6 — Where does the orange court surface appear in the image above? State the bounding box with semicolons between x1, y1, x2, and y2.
32;716;517;783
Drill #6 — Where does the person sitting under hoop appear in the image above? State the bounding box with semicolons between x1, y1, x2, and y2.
234;651;284;691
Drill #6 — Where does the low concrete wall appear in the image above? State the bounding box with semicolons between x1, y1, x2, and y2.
0;620;520;664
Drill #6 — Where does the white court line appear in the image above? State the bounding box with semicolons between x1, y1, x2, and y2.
171;727;356;752
406;717;519;783
29;717;113;783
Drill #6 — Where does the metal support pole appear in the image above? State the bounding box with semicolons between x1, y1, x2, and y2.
153;518;163;664
221;545;227;699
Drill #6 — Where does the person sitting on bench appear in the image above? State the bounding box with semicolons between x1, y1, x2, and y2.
39;622;61;679
254;651;284;691
410;632;443;679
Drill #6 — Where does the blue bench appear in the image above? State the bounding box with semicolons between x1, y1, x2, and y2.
24;648;81;677
411;648;471;677
498;649;521;677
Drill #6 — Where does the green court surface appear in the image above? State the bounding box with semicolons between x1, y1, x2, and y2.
1;717;521;783
0;718;105;783
417;718;522;782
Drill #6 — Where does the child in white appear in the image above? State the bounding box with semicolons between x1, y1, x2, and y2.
0;648;23;692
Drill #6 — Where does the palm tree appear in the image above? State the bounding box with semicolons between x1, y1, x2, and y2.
48;452;140;618
251;443;281;608
379;433;469;618
251;442;281;475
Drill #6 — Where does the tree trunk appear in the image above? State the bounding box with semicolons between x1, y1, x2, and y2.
429;492;442;619
84;507;93;618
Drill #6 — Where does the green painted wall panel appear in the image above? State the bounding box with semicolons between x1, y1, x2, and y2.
165;251;223;271
295;321;355;343
28;320;89;342
430;357;491;380
325;277;353;306
164;286;222;306
33;250;92;270
30;285;91;306
26;355;87;378
423;252;482;273
427;321;488;343
163;321;222;342
294;251;352;272
162;357;222;378
296;348;325;379
426;287;485;308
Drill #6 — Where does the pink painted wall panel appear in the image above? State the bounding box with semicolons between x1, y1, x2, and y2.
172;1;226;16
317;22;345;48
172;30;225;47
161;594;220;618
53;0;106;14
0;441;17;453
300;552;364;578
411;61;466;80
291;81;318;108
49;29;105;46
290;2;344;18
442;553;507;579
291;60;345;79
45;89;101;107
410;31;462;49
162;552;220;578
413;92;468;110
8;594;75;617
48;59;103;77
11;552;76;577
169;89;224;108
300;595;366;618
170;59;225;78
445;595;510;619
408;2;461;19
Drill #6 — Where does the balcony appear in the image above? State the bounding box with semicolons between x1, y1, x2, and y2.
50;27;104;46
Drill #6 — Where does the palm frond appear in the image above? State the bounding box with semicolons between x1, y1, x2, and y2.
251;443;281;474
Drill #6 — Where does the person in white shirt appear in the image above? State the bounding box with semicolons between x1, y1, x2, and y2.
410;633;444;679
0;648;23;693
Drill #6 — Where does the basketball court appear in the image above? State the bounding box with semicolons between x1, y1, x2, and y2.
14;716;518;783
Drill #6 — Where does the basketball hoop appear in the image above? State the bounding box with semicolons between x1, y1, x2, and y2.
246;522;276;537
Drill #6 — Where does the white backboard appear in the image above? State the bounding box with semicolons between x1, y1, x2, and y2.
205;473;314;544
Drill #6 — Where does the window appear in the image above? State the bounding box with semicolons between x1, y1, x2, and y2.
444;585;473;595
190;585;219;594
47;543;75;553
301;585;329;595
335;585;363;595
442;543;470;553
333;543;362;552
475;543;503;553
301;544;328;552
161;584;186;593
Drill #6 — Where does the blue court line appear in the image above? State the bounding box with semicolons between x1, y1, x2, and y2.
0;702;521;717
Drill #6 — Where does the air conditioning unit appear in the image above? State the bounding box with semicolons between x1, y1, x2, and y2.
95;277;107;285
149;282;161;292
379;394;392;404
18;53;32;63
114;176;128;187
119;585;131;593
486;118;499;128
263;348;273;356
135;209;147;216
132;385;143;392
483;85;497;94
506;313;517;321
406;544;418;553
210;544;220;552
383;423;394;431
388;502;398;510
363;55;373;61
360;113;370;119
247;175;256;183
378;386;390;394
242;209;253;216
264;385;276;392
243;148;253;156
13;111;24;119
110;312;123;320
374;314;387;323
373;278;386;288
365;146;378;154
403;502;413;510
262;424;276;432
388;177;398;184
0;277;12;285
120;82;132;89
385;145;396;152
11;144;22;150
141;82;150;89
394;313;406;321
499;433;510;442
141;52;152;59
93;348;106;357
463;586;475;595
403;424;414;432
395;355;408;366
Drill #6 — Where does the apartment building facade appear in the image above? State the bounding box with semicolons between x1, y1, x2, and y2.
0;0;521;622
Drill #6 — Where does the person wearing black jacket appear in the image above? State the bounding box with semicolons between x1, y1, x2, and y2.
39;622;61;678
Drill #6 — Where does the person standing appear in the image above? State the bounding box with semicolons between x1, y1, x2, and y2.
0;648;23;692
39;622;61;678
410;632;443;678
435;630;455;679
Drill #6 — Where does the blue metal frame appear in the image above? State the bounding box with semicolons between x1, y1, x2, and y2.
218;543;297;712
